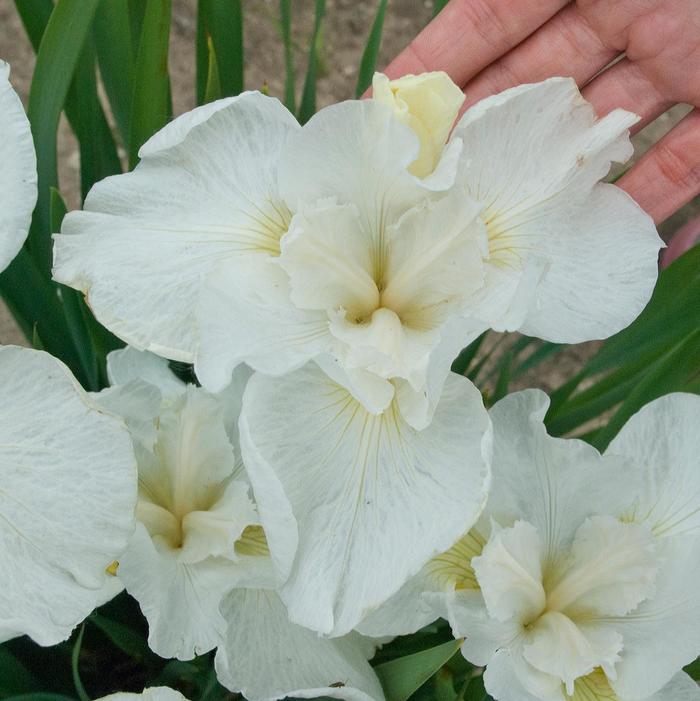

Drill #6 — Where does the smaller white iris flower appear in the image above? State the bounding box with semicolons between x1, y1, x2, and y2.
99;348;387;701
360;391;700;701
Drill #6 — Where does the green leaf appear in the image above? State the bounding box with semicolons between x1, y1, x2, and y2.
13;0;54;51
279;0;296;112
297;0;326;124
451;332;488;376
14;0;122;200
355;0;388;97
0;647;41;695
71;625;89;701
203;36;223;103
26;0;101;272
196;0;243;104
376;639;463;701
685;656;700;680
591;328;700;450
128;0;172;168
69;39;122;200
512;341;565;379
0;249;86;381
432;0;449;17
89;611;154;663
95;0;136;143
492;350;513;404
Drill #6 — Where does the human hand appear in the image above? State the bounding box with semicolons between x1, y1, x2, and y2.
384;0;700;224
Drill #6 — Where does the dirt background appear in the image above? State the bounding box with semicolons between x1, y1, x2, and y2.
0;0;698;393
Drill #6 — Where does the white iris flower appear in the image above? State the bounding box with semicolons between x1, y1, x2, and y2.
360;391;700;701
53;72;661;429
0;61;37;272
100;348;386;701
0;346;136;645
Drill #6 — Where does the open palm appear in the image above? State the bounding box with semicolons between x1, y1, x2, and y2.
385;0;700;224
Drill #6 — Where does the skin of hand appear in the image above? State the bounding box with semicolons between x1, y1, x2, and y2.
383;0;700;224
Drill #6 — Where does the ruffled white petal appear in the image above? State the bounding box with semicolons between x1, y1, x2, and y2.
195;257;330;392
0;346;136;645
484;648;562;701
545;516;657;619
602;537;700;699
215;588;385;701
486;390;635;562
445;589;521;667
278;99;423;225
117;523;232;659
472;521;545;624
53;92;298;361
0;61;37;273
240;363;492;636
453;77;662;342
605;393;700;539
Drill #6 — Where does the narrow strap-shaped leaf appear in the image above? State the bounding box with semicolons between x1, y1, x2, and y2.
71;625;89;701
279;0;296;111
128;0;172;168
14;0;122;198
196;0;243;103
376;639;463;701
94;0;136;143
432;0;449;17
0;251;86;381
298;0;326;124
592;328;700;450
451;331;488;376
26;0;101;273
203;36;223;103
89;612;155;663
13;0;54;50
355;0;388;97
70;39;122;200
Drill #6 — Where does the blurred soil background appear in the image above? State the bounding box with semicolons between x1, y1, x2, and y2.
0;0;697;394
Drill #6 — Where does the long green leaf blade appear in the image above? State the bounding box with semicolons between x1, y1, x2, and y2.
298;0;326;124
94;0;136;143
128;0;172;168
26;0;101;272
279;0;296;111
355;0;388;97
376;639;463;701
197;0;243;102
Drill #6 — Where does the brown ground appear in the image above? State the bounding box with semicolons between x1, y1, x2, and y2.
0;0;697;392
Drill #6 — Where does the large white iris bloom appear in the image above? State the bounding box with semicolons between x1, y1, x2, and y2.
0;60;36;272
53;73;661;429
100;348;386;701
360;391;700;701
0;346;136;645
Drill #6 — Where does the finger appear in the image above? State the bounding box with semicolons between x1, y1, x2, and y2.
618;109;700;224
383;0;569;87
582;58;672;133
461;3;618;108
